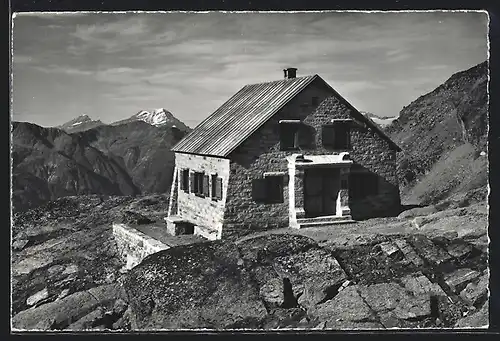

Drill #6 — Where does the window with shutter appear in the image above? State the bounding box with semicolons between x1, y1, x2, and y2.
203;174;210;197
190;172;196;194
179;169;184;191
215;177;223;200
279;123;300;151
252;176;284;203
181;169;190;192
322;123;351;150
349;171;378;199
252;179;268;202
192;172;204;196
322;125;335;147
266;176;284;203
211;174;217;200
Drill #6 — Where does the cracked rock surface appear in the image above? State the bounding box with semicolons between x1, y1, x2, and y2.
123;229;488;330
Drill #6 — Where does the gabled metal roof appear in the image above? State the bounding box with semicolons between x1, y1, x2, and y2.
172;75;318;157
172;74;401;156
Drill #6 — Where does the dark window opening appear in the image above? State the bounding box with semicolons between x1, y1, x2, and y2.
180;169;190;192
322;123;351;150
202;174;210;197
349;172;379;200
252;175;284;203
211;174;223;200
280;123;300;151
191;172;205;197
177;221;195;235
341;179;348;190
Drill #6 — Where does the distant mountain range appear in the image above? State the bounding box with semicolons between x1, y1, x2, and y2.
11;108;191;213
11;61;488;212
359;111;398;128
57;108;190;134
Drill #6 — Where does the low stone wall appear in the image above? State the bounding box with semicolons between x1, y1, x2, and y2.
112;223;170;270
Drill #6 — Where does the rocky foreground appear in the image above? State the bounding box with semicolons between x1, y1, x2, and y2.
11;195;488;331
123;227;488;330
11;194;170;330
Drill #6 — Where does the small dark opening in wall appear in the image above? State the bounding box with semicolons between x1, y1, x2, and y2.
177;222;195;235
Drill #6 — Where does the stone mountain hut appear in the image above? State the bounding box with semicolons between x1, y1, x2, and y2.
166;68;402;240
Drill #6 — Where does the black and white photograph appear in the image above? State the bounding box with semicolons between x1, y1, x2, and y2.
10;10;490;331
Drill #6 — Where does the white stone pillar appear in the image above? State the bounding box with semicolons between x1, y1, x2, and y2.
337;167;351;217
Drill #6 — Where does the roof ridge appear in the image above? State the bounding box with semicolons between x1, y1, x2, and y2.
243;74;316;87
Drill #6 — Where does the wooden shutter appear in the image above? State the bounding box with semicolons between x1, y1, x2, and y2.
190;172;195;194
280;124;296;150
203;174;210;197
322;125;335;147
252;178;267;202
179;169;184;191
334;123;350;149
267;176;284;203
215;177;223;200
211;174;217;199
185;170;190;192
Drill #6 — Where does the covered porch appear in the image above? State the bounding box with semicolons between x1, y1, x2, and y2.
287;153;355;229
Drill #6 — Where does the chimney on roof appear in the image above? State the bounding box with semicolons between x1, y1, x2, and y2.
283;67;297;79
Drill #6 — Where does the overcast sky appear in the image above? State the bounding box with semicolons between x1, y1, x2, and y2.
12;11;488;128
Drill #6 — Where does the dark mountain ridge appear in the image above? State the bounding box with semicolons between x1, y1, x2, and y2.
11;117;190;213
385;61;488;205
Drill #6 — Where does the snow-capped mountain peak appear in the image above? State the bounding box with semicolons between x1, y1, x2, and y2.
64;114;92;125
134;108;175;127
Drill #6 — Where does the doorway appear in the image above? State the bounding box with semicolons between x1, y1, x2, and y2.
304;168;340;217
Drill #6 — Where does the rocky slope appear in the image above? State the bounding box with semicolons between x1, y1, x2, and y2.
11;194;170;330
11;122;140;212
81;121;187;194
11;119;189;213
58;115;104;134
385;61;488;205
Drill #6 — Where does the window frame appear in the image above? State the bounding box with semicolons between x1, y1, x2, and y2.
349;171;379;200
279;120;301;151
266;175;284;203
322;121;351;150
180;169;190;193
211;174;223;201
192;171;205;197
252;175;284;204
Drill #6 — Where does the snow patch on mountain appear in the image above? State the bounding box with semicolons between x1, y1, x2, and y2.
57;114;104;133
133;108;177;127
360;111;397;128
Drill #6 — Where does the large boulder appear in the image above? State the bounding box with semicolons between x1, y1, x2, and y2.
123;240;269;329
123;234;351;329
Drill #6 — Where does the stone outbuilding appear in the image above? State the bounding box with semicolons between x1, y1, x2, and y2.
166;68;402;240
